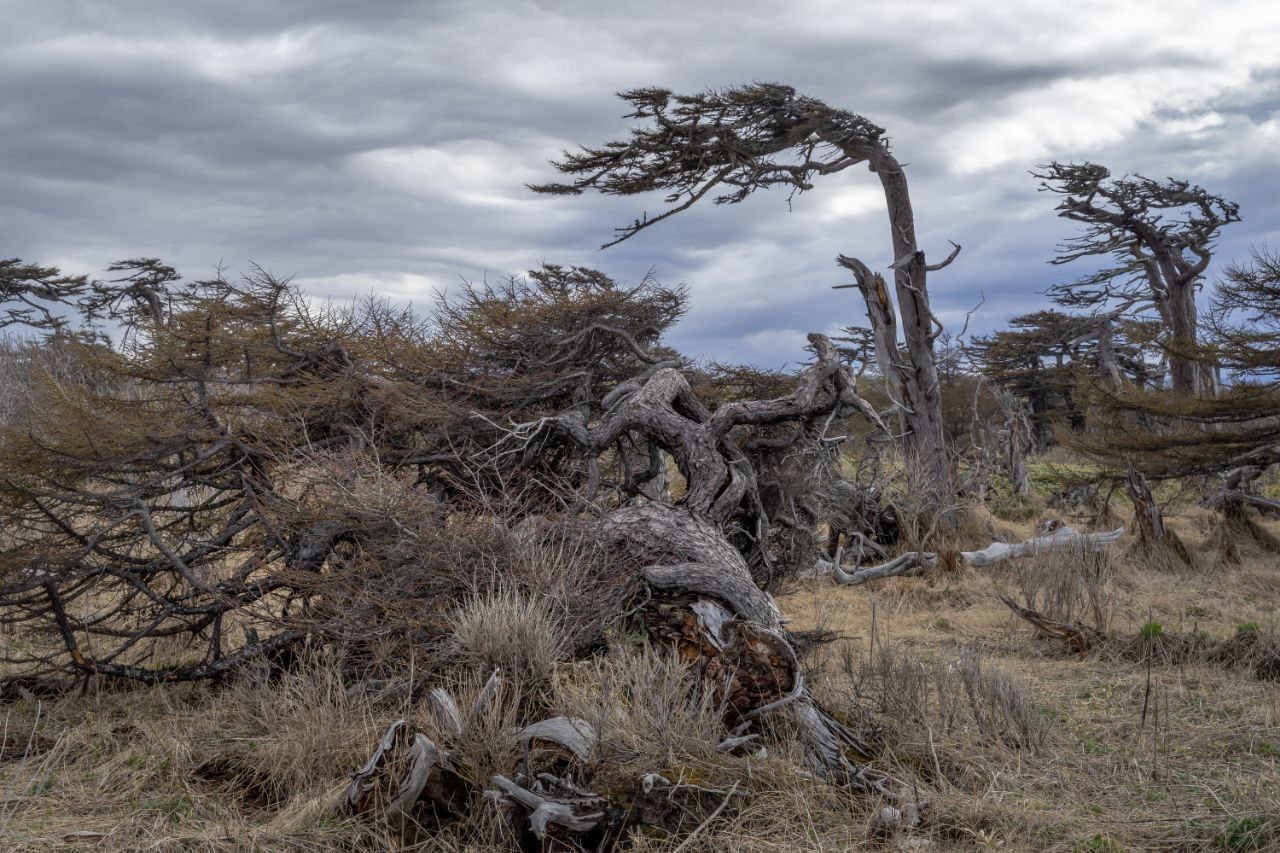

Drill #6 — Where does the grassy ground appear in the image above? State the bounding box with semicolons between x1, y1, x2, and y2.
786;510;1280;851
1;510;1277;851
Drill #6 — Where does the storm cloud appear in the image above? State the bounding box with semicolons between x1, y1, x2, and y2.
5;0;1280;364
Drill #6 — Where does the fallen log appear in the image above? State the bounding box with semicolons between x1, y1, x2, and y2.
961;525;1125;567
803;525;1126;585
995;595;1103;655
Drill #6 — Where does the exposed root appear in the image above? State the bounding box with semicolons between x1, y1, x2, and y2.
998;596;1280;680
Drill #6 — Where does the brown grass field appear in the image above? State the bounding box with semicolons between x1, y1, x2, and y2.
1;509;1277;852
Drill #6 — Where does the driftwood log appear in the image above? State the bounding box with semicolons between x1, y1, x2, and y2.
802;524;1126;586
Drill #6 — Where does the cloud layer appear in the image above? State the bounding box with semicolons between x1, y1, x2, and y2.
6;0;1280;365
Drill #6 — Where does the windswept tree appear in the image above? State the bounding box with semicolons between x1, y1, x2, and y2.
531;83;962;517
0;258;696;682
970;309;1162;447
1075;247;1280;556
1;258;91;333
1037;162;1239;397
1036;163;1238;552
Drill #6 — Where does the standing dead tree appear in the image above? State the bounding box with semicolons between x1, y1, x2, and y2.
996;389;1033;497
531;83;960;520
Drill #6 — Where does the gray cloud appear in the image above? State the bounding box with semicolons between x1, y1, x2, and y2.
4;0;1279;365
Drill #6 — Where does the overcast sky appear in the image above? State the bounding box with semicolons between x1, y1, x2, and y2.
5;0;1280;366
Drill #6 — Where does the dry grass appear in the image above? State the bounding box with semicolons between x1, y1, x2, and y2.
784;515;1280;851
1014;539;1115;629
2;512;1279;851
446;585;570;689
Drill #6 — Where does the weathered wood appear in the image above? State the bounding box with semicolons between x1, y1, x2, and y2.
487;773;606;838
1201;465;1280;518
996;595;1102;655
960;525;1125;567
641;561;779;627
804;526;1126;584
468;669;503;725
1202;491;1280;517
346;720;455;828
837;251;952;521
426;690;464;739
517;717;597;763
835;551;935;584
1126;465;1166;544
996;390;1032;497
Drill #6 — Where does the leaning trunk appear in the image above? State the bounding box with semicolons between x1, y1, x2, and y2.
1124;464;1190;563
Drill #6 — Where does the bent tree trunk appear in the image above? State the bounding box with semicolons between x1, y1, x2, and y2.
1162;279;1203;398
1126;464;1164;544
601;503;895;793
532;84;958;527
834;147;956;520
518;335;900;788
347;334;920;844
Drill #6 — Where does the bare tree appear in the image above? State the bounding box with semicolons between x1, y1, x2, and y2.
996;389;1032;496
531;83;959;518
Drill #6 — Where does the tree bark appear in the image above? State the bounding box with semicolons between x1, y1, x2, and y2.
869;151;952;499
1124;465;1189;562
1096;317;1124;391
996;391;1031;497
1126;464;1165;544
1161;278;1202;397
602;502;898;796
